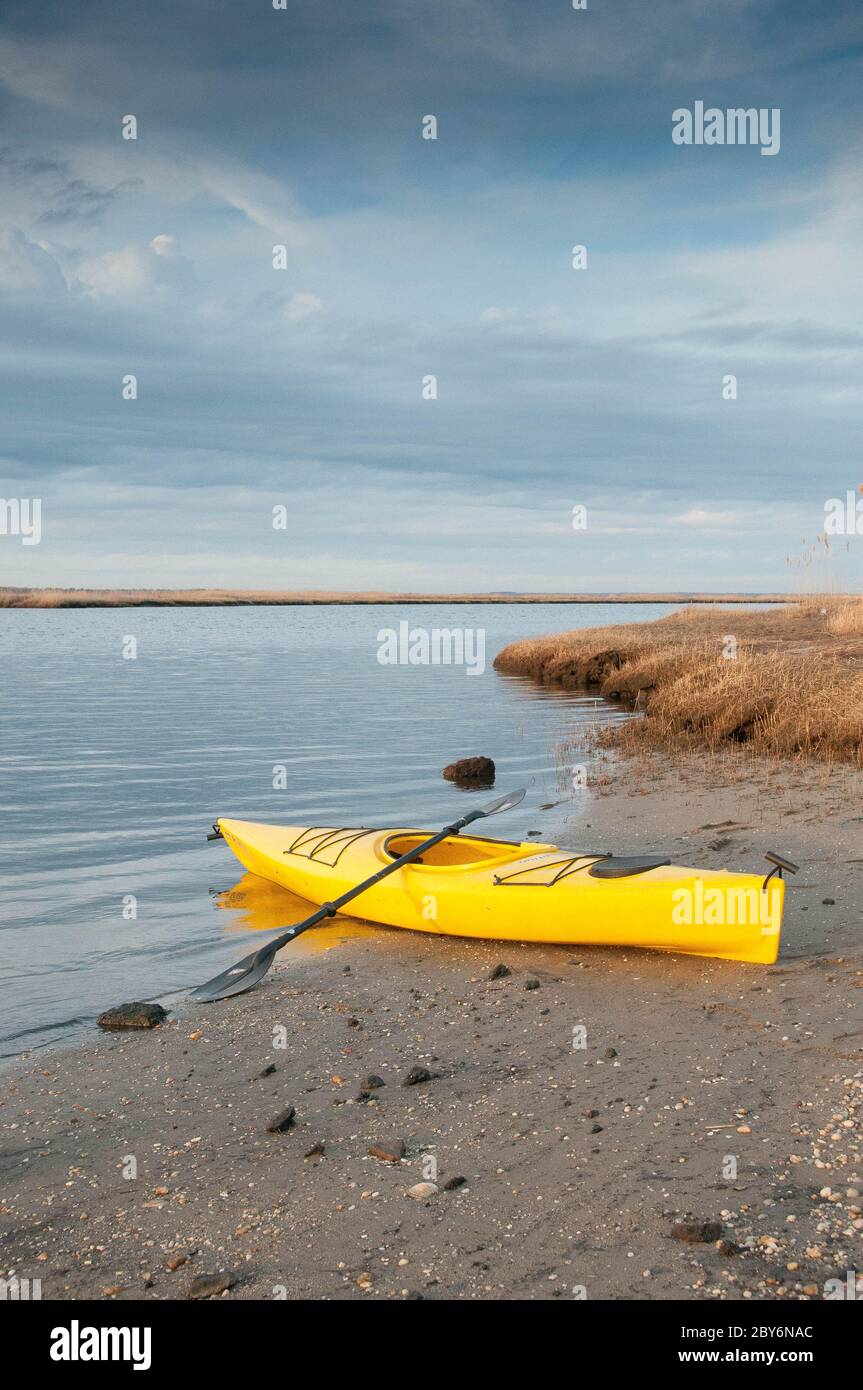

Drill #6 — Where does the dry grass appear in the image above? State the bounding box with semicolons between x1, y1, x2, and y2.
827;596;863;635
0;587;796;609
494;601;863;764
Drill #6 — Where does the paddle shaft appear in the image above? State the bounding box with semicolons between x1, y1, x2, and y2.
251;807;490;961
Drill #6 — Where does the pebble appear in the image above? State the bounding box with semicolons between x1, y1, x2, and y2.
96;1002;167;1031
266;1105;296;1133
671;1219;723;1244
368;1140;406;1163
403;1065;438;1087
188;1272;237;1300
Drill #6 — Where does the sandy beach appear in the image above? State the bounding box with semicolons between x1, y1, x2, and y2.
2;755;860;1302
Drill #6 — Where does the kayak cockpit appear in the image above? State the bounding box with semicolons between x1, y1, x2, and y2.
383;832;535;868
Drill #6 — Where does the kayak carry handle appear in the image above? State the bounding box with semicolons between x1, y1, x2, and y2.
762;850;799;891
207;824;223;842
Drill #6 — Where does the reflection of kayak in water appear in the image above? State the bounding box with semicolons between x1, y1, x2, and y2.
212;872;379;956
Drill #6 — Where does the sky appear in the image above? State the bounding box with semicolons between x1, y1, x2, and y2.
1;0;862;592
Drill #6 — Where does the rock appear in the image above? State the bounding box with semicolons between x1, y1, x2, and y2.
603;1047;618;1059
304;1141;325;1158
368;1140;405;1163
823;898;835;905
266;1105;296;1133
256;1064;277;1079
583;1109;599;1118
671;1219;723;1244
407;1182;439;1200
443;1175;467;1191
524;978;540;991
166;1253;188;1271
442;756;495;787
188;1272;237;1300
488;963;512;980
402;1065;439;1087
97;1002;167;1031
363;1074;385;1090
590;1123;603;1134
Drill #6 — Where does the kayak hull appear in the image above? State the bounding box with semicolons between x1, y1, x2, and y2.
215;819;785;965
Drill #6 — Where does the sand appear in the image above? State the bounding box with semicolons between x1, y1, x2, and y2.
1;757;860;1301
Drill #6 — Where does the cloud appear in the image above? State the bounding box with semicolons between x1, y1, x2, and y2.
0;225;67;295
74;234;196;301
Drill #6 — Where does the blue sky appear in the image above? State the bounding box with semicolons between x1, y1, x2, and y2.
1;0;862;591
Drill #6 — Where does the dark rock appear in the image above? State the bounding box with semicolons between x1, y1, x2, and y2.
368;1140;405;1163
603;1047;618;1059
443;1175;467;1190
442;756;495;787
354;1090;371;1103
97;1002;167;1031
304;1141;326;1159
347;1017;360;1028
488;963;512;980
823;898;835;905
405;1290;425;1300
188;1272;237;1300
583;1108;599;1118
266;1105;296;1133
402;1065;439;1086
256;1064;277;1079
363;1074;385;1089
524;978;540;991
671;1219;723;1244
590;1123;603;1134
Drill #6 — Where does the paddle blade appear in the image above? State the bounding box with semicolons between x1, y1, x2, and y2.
191;937;282;1003
480;787;526;817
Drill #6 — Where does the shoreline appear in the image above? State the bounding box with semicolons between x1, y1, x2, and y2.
2;755;860;1301
0;589;800;609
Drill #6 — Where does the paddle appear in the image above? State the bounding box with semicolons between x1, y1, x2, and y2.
192;787;527;1002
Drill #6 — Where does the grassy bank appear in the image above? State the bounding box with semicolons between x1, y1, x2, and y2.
495;599;863;764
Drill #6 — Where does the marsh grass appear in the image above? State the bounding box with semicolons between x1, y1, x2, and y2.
495;602;863;764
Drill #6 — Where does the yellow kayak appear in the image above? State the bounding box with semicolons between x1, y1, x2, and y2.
215;818;791;965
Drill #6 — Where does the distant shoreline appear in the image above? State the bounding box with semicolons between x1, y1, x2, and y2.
0;587;801;609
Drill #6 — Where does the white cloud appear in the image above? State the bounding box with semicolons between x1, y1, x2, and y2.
75;236;195;301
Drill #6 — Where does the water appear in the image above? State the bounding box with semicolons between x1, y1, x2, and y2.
0;603;671;1055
